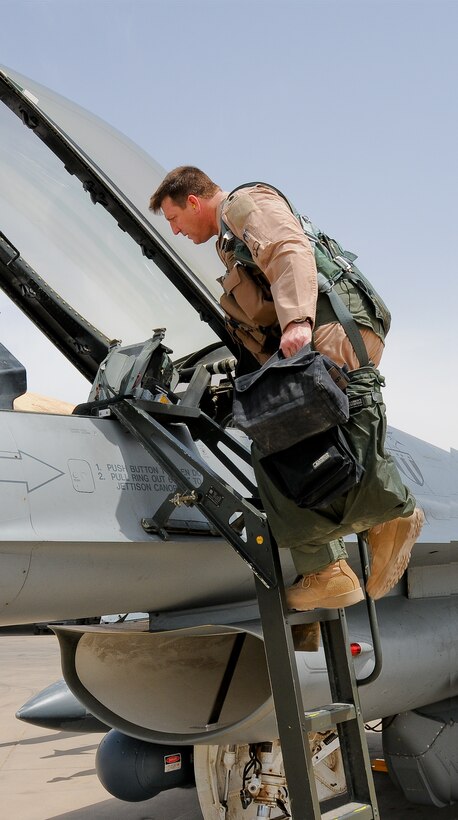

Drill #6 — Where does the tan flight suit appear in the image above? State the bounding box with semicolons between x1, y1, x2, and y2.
216;183;387;574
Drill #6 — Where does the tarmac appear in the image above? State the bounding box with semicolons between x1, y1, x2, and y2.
0;627;456;820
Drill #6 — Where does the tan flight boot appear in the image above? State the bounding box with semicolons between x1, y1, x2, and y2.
366;507;425;600
286;560;364;611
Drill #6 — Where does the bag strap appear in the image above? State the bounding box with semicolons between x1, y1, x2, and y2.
223;182;371;367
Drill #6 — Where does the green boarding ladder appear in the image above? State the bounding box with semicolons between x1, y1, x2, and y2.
77;366;381;820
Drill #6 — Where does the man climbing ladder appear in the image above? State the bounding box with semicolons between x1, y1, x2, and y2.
149;167;424;615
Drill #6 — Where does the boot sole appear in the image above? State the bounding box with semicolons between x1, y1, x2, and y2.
287;586;365;612
366;508;424;600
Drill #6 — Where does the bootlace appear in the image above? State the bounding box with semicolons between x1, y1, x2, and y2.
300;573;317;589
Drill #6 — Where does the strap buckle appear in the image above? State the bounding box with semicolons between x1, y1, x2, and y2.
334;255;353;273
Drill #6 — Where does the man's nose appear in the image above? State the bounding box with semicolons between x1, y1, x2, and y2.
171;223;181;235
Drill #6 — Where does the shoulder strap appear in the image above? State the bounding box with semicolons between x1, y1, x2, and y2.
227;181;299;216
317;274;370;367
225;182;371;368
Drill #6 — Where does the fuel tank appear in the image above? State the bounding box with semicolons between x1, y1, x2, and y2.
53;594;457;746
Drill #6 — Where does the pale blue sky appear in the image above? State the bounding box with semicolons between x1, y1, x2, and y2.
0;0;456;449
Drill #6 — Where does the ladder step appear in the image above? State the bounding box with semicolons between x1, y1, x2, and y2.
321;801;373;820
303;702;356;733
287;608;340;625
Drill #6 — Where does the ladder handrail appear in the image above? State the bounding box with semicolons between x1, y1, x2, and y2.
357;535;383;687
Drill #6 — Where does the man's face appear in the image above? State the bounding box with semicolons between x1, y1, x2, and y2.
161;195;211;244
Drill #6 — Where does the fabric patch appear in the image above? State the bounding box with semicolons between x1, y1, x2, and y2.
225;194;257;232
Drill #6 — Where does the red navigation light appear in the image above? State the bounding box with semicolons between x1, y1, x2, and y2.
350;643;362;656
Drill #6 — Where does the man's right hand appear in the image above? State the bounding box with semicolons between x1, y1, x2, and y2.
280;321;312;357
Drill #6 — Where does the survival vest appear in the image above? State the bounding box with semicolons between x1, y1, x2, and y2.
222;186;416;536
219;182;391;368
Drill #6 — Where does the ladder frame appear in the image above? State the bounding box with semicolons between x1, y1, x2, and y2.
98;395;380;820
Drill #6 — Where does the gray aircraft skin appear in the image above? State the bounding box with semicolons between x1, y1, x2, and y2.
0;66;457;815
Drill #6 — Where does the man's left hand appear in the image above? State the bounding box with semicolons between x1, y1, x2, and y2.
280;321;312;357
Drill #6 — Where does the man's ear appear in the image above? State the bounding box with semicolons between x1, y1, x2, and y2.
188;194;200;212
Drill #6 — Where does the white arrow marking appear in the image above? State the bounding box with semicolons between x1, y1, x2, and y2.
0;450;65;492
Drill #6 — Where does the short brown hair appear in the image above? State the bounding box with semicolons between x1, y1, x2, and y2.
149;166;221;213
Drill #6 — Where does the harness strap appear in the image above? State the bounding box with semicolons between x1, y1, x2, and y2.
349;391;383;413
317;273;370;367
